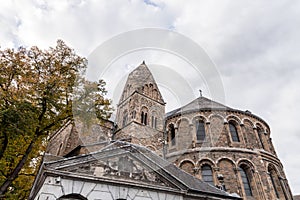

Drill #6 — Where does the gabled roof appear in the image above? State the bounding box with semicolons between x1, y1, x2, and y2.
40;141;239;199
166;96;232;118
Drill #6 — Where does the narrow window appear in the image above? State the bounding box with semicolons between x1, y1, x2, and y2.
141;111;144;124
151;116;157;129
131;110;136;119
169;124;176;146
240;167;252;196
201;165;214;185
144;113;147;125
269;169;280;198
257;127;265;149
196;120;206;141
229;122;240;142
151;116;154;128
141;111;147;125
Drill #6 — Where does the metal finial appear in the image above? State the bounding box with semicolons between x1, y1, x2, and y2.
142;60;145;65
199;89;202;97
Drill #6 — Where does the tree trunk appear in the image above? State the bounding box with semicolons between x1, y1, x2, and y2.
0;131;8;160
0;136;37;195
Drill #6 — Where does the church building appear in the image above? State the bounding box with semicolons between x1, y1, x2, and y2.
29;62;293;200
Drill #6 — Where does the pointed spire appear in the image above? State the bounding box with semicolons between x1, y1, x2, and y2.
119;61;164;104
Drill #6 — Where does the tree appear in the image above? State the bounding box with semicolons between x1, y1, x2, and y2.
0;40;113;198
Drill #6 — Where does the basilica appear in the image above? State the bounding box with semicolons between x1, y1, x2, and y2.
29;62;293;200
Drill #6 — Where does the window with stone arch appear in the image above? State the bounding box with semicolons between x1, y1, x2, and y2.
179;160;195;175
268;164;287;199
239;164;253;197
168;124;176;146
229;121;240;142
140;107;148;125
151;111;158;129
131;110;136;119
195;119;206;141
201;164;214;185
257;126;265;150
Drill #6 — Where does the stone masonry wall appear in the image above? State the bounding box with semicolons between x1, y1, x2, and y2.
165;109;293;200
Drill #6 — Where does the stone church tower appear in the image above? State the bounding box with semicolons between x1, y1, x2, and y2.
114;61;165;154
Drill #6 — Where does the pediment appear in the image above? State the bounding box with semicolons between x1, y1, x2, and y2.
45;143;180;190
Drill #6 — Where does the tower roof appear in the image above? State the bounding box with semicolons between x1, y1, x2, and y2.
119;62;164;103
127;61;156;90
166;96;231;117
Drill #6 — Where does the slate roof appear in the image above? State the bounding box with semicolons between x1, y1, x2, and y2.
120;62;164;104
166;96;231;118
126;62;156;90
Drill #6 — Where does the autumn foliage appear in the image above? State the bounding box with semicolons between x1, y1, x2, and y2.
0;40;113;199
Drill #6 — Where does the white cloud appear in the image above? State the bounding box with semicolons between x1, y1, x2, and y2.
1;0;300;195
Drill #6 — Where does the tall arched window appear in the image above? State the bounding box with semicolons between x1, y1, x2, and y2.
141;110;148;125
239;166;252;196
141;111;144;124
169;124;176;146
268;167;280;198
196;120;206;141
151;116;157;129
144;113;147;125
257;127;265;149
151;112;158;129
229;122;240;142
201;164;214;185
131;110;136;119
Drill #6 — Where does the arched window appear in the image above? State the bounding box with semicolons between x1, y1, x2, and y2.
196;120;206;141
257;127;265;149
141;110;148;125
201;164;214;185
144;113;147;125
141;111;144;124
169;124;176;146
131;110;136;119
151;116;157;129
268;167;280;198
239;166;252;196
229;122;240;142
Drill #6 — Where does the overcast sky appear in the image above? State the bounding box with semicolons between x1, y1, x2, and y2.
1;0;300;195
